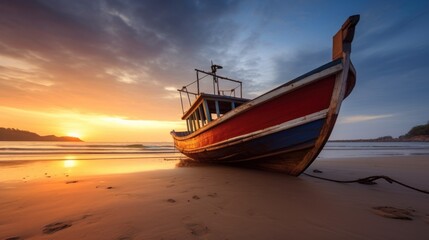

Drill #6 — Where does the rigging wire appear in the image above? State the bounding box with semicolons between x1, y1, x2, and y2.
183;74;210;88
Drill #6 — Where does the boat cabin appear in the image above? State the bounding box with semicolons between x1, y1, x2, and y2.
178;65;249;133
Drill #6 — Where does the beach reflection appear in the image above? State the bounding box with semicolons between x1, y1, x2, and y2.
64;159;77;168
0;156;179;182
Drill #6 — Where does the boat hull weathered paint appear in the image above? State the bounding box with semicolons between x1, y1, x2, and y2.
172;59;355;175
171;15;359;176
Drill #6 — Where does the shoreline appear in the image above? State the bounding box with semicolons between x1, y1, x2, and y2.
1;156;429;239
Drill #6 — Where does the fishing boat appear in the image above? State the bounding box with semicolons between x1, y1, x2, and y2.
171;15;360;176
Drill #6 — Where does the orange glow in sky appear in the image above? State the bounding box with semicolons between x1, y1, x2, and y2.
0;1;189;142
0;106;186;142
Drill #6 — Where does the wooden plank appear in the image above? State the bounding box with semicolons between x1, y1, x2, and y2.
332;15;359;60
189;116;194;132
215;100;220;118
332;30;343;60
203;100;212;122
186;119;190;132
194;112;201;129
198;105;205;126
190;114;195;131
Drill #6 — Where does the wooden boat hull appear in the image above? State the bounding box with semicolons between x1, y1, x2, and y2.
171;15;359;176
172;59;356;176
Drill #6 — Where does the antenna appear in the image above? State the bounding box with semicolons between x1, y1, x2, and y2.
210;61;223;95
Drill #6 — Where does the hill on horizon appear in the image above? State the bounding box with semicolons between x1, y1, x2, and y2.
403;121;429;138
0;127;83;142
333;120;429;142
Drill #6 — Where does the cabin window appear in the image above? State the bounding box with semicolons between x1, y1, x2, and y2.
184;96;248;133
201;99;242;121
187;104;210;133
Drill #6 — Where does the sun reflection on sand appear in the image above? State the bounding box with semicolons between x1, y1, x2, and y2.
64;159;77;168
64;155;78;168
0;157;179;182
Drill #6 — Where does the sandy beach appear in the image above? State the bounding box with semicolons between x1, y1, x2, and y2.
1;156;429;240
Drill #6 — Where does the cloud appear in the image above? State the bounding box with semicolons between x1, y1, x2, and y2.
0;0;244;120
0;106;185;141
340;114;394;124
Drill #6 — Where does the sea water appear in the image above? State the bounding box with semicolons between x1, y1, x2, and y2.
0;141;180;161
1;141;428;182
2;141;428;160
0;141;182;182
318;141;429;159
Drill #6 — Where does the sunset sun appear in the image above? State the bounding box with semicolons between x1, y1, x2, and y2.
67;132;82;139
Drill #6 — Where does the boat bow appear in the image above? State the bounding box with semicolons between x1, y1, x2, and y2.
171;15;360;176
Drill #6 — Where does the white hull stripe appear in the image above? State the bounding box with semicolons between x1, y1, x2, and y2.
178;109;329;154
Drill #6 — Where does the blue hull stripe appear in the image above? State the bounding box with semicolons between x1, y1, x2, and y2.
186;118;325;161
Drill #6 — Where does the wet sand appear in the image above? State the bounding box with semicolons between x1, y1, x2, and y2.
1;156;429;239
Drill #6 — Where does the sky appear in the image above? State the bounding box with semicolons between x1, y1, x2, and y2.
1;0;428;142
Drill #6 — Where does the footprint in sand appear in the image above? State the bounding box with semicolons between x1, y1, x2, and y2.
207;193;218;198
5;236;23;240
372;206;415;220
42;221;72;234
65;180;78;184
42;214;92;235
192;195;200;200
186;223;209;236
81;214;92;220
96;185;114;189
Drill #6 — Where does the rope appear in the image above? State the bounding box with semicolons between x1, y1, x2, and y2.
303;172;429;195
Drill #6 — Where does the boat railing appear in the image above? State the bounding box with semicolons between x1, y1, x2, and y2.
177;66;243;114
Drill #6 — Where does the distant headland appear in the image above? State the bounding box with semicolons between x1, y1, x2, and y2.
0;127;83;142
333;121;429;142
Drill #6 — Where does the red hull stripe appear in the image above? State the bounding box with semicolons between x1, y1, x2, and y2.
182;118;325;162
184;75;336;149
